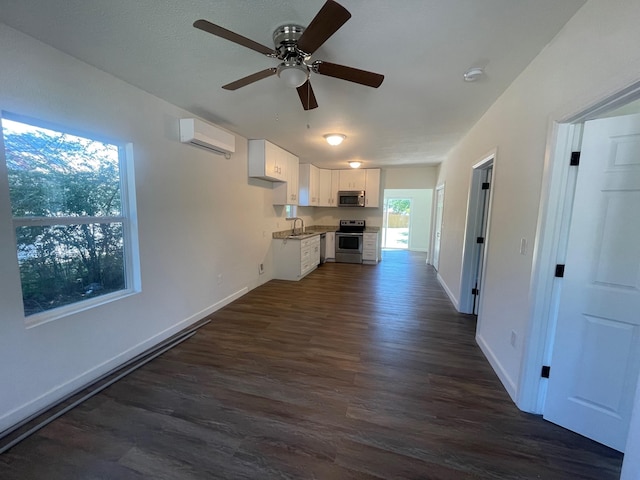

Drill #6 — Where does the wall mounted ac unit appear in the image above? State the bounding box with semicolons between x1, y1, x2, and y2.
179;118;236;156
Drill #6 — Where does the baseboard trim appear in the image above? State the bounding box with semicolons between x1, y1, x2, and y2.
0;326;201;453
476;332;517;402
436;272;459;311
0;286;249;434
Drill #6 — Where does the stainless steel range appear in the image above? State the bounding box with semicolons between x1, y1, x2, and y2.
335;220;365;264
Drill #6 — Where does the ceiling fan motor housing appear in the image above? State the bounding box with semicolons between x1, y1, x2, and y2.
273;24;310;87
273;24;306;57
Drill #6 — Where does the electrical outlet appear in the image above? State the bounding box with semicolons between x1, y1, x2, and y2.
217;273;223;285
510;330;517;347
258;263;264;275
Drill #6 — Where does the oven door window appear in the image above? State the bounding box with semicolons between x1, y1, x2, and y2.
338;235;361;251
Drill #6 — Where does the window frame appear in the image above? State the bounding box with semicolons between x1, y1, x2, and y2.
285;205;298;219
1;113;141;327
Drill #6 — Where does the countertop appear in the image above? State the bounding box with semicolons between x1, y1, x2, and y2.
272;225;380;240
272;225;338;240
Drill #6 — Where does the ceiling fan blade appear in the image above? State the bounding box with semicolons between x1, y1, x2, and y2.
315;61;384;88
297;0;351;54
222;68;277;90
296;80;318;110
194;19;275;56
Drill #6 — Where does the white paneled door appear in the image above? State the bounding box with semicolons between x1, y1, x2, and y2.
544;113;640;452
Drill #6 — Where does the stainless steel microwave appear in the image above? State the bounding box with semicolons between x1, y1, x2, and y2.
337;190;365;207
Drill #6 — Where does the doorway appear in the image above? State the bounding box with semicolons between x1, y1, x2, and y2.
383;197;411;249
541;112;640;452
382;189;432;253
459;151;495;315
521;90;640;456
432;185;444;270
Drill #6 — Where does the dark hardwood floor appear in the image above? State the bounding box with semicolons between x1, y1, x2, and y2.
0;250;623;479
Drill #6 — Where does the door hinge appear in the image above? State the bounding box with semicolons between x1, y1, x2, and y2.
541;365;551;378
570;151;581;166
471;288;479;295
476;237;484;244
481;182;491;190
555;264;565;278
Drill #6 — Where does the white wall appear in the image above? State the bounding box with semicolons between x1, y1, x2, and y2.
0;24;295;432
434;0;640;474
384;166;438;190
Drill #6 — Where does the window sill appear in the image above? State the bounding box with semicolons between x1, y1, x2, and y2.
25;289;140;329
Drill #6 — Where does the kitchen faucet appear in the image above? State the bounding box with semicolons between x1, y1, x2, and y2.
292;217;304;235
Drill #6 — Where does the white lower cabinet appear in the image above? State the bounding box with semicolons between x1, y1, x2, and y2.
325;231;336;261
273;235;321;281
362;231;379;264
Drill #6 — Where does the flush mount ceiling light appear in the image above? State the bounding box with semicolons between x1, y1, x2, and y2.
277;62;310;88
463;67;484;82
348;161;362;169
324;134;346;146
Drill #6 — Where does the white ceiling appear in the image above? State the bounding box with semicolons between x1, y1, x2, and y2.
0;0;586;169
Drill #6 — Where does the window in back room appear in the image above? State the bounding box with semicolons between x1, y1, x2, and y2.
1;115;139;320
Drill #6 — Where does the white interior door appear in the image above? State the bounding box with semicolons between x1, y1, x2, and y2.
544;113;640;452
432;186;444;270
472;166;492;315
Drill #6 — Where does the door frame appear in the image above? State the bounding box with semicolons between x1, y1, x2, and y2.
431;183;445;269
518;81;640;415
459;150;496;314
382;195;412;250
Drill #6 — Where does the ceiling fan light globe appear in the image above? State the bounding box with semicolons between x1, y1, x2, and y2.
277;64;309;88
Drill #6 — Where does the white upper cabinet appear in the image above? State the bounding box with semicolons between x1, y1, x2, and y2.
339;169;366;191
273;150;299;205
248;139;288;182
286;152;299;204
298;164;320;206
365;169;381;208
337;168;380;207
331;170;340;205
318;169;340;207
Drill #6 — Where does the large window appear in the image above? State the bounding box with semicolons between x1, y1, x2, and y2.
1;116;137;319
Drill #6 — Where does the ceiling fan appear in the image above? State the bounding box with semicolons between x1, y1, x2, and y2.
193;0;384;110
